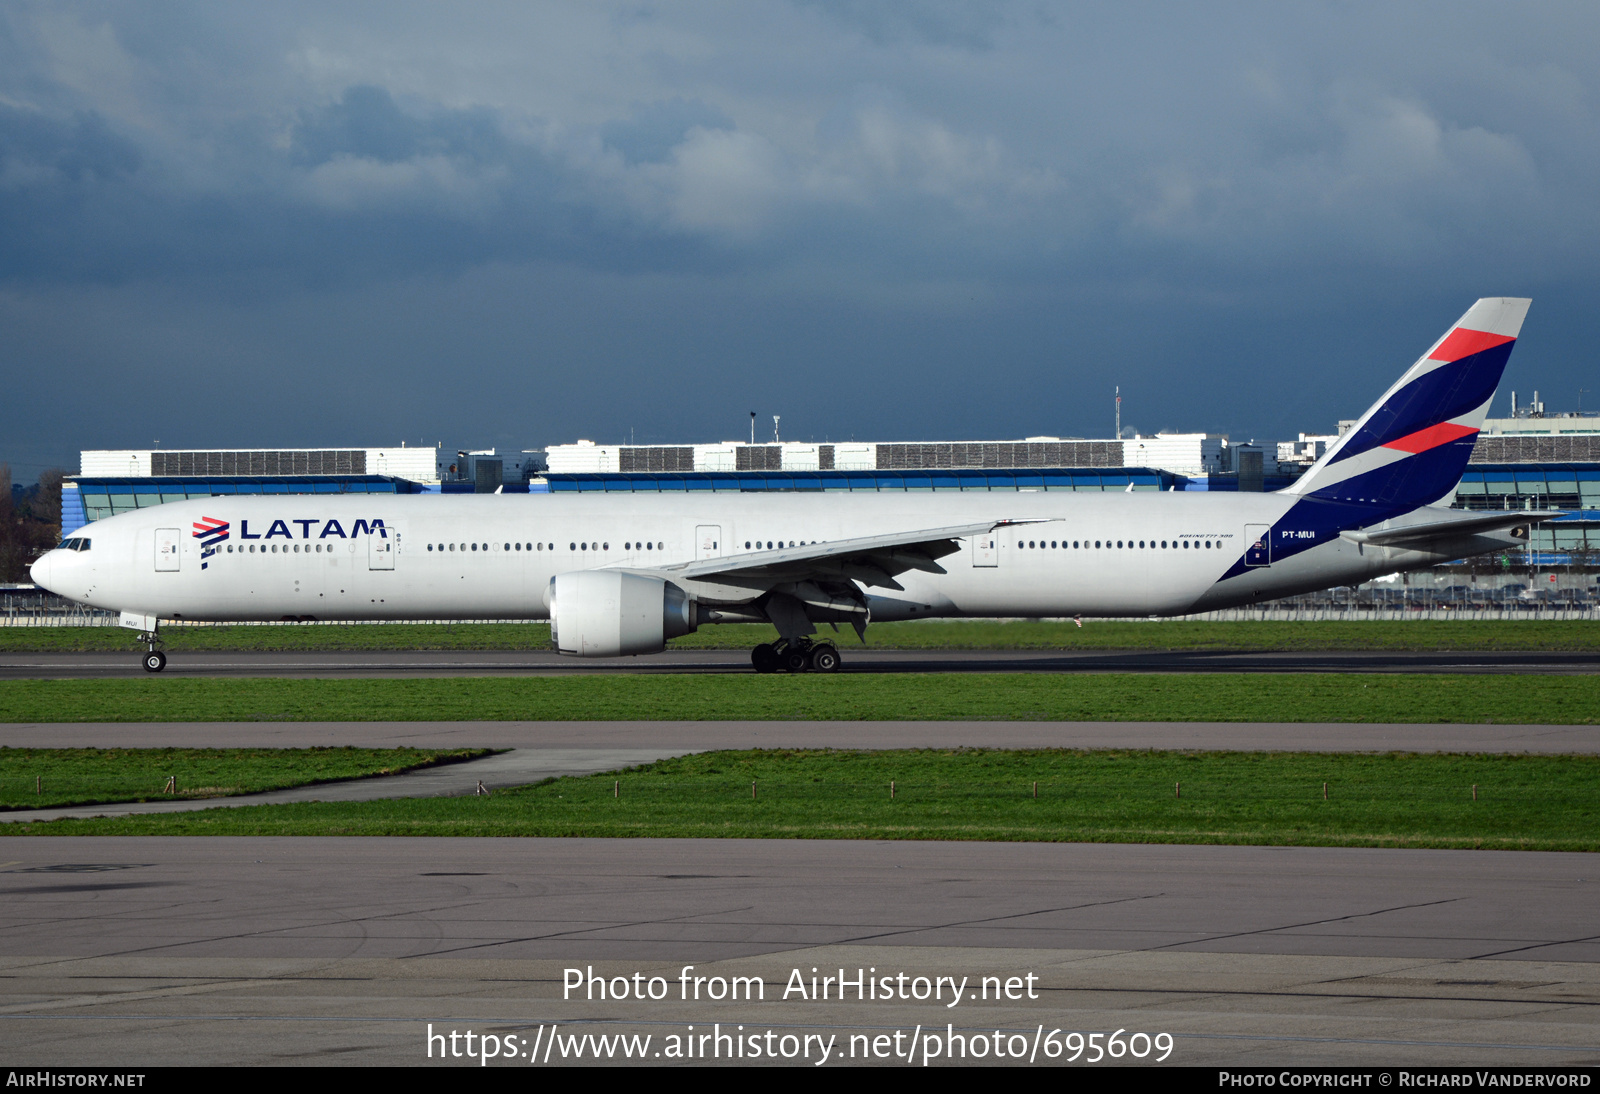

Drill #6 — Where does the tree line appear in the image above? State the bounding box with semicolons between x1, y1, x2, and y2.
1;467;65;583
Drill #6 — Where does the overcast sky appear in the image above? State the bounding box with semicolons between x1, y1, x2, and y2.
3;1;1598;478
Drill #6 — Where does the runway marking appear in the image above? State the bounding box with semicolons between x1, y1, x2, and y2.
823;892;1167;947
1144;897;1463;951
418;903;763;958
1472;931;1600;961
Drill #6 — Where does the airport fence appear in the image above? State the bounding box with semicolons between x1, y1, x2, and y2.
4;586;1598;627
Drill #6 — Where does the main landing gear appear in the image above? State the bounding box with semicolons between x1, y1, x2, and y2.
138;631;166;673
752;637;840;674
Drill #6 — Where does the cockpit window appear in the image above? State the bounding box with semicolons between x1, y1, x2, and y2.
56;538;91;551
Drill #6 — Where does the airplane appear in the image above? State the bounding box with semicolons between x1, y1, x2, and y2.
31;297;1546;674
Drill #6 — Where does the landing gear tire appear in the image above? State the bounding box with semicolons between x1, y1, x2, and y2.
752;644;781;674
783;646;810;673
142;651;167;673
807;644;840;673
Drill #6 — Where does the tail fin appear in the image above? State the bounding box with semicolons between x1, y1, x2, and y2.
1286;297;1530;508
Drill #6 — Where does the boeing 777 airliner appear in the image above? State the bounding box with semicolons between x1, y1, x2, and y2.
32;298;1545;673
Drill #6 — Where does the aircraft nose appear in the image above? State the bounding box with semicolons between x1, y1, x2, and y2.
29;552;53;592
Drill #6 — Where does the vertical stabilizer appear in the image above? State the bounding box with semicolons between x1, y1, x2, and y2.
1286;298;1530;508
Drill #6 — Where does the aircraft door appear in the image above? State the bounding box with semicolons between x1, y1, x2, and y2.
368;532;395;570
155;528;181;572
696;525;722;560
1244;523;1271;567
971;534;998;567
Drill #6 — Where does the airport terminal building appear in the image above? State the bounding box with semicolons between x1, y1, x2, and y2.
60;404;1600;567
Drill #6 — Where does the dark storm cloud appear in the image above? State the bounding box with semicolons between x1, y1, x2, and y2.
1;1;1599;470
291;85;507;168
601;98;733;165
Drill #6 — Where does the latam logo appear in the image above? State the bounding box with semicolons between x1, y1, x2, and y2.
235;518;388;541
192;517;230;569
192;517;389;570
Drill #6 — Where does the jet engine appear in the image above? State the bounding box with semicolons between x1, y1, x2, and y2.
547;571;697;656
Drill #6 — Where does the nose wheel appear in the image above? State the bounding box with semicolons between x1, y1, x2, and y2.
137;630;166;673
751;638;840;674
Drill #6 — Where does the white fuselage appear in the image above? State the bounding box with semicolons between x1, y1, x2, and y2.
31;490;1453;625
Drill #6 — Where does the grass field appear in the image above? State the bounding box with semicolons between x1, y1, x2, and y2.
1;673;1596;723
6;619;1600;653
9;748;1596;850
0;746;488;810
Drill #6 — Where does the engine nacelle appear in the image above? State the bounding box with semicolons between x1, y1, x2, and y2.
547;571;696;657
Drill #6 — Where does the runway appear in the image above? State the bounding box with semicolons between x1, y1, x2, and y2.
4;712;1597;1065
1;838;1597;1067
4;718;1599;753
4;647;1600;678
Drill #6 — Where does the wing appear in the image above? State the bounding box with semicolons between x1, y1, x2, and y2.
609;518;1051;640
653;518;1049;593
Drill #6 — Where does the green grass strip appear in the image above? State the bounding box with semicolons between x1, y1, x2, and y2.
6;620;1600;652
0;747;488;810
10;748;1598;849
1;673;1596;724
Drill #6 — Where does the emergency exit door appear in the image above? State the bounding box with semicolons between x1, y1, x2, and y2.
155;528;181;571
972;534;998;567
368;534;395;570
1244;524;1271;567
696;525;722;560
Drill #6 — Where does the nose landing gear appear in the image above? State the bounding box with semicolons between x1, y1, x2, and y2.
751;637;840;674
137;631;166;673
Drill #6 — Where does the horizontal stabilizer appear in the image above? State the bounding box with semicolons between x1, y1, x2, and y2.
1340;510;1553;547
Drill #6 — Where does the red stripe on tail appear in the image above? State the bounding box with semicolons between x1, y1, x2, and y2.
1382;421;1478;454
1428;327;1514;362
